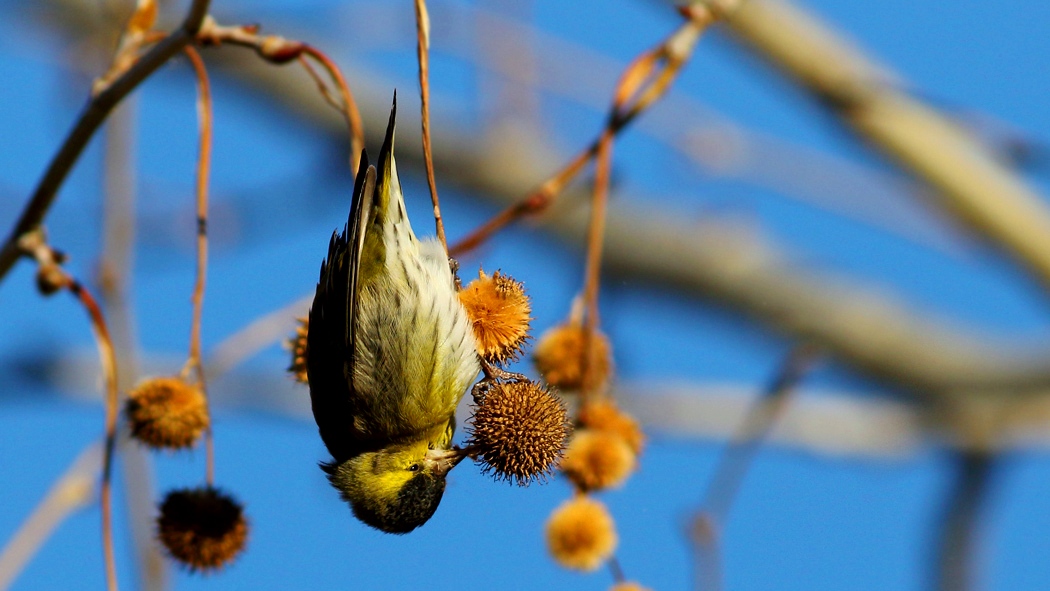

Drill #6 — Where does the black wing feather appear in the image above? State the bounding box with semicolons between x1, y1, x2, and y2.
307;149;375;463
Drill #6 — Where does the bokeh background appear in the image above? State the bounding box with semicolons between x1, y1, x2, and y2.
3;1;1050;590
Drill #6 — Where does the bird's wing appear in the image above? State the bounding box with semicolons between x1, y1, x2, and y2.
346;159;376;379
308;150;375;463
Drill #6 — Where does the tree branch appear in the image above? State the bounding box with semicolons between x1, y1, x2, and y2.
0;0;211;284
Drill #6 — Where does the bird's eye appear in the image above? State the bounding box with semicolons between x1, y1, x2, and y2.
408;464;420;472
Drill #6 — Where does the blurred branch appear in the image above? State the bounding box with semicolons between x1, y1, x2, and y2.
24;345;1050;458
6;339;933;455
689;343;819;591
171;14;1050;401
696;344;819;521
207;295;312;378
22;326;1050;455
29;1;1050;398
934;451;994;591
581;202;1050;396
354;2;967;257
0;0;211;283
619;383;923;456
39;0;968;257
715;0;1050;293
97;93;167;591
0;443;100;591
451;11;711;255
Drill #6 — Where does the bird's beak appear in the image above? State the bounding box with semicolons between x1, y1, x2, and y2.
424;447;467;478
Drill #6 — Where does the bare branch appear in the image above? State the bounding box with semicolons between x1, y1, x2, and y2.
717;0;1050;293
0;0;212;283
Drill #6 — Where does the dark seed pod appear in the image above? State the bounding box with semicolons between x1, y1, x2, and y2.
157;487;248;572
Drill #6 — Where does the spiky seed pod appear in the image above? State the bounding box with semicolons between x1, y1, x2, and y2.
157;487;248;572
533;323;612;391
546;496;617;571
466;380;571;485
561;429;636;492
610;582;653;591
577;399;646;455
287;316;309;384
126;377;210;450
458;269;532;364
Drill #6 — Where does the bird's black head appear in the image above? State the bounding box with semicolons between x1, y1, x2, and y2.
325;443;458;534
348;471;447;534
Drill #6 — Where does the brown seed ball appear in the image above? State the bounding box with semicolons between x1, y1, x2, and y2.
577;399;646;455
561;429;636;492
157;487;248;572
287;316;309;384
533;323;612;391
467;380;571;486
546;496;617;571
458;269;532;364
126;377;210;450
610;583;653;591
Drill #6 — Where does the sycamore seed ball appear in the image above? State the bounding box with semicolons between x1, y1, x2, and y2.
577;399;646;455
157;487;248;572
546;495;618;571
533;323;612;391
287;316;309;385
561;429;637;492
467;380;571;485
458;269;532;365
126;377;210;450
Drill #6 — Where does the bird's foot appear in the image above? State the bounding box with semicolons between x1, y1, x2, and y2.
471;358;529;403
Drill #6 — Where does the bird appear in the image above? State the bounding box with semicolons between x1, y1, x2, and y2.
306;95;480;534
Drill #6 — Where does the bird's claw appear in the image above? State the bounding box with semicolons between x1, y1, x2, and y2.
449;257;462;290
471;358;529;404
479;358;527;383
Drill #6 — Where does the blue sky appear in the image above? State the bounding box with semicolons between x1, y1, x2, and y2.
3;1;1050;590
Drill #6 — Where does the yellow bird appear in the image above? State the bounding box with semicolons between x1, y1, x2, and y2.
306;95;480;533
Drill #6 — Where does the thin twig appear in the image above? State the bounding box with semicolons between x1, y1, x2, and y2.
414;0;447;252
448;146;592;256
449;11;710;256
567;10;714;397
579;129;614;400
194;17;364;175
92;0;159;96
181;45;215;486
21;230;123;591
300;46;365;175
68;280;121;591
0;0;211;283
296;56;344;112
